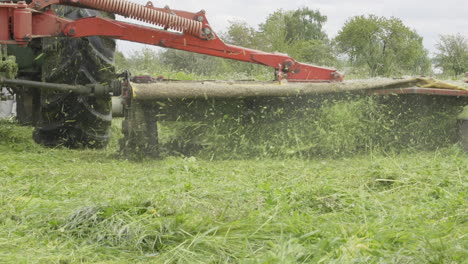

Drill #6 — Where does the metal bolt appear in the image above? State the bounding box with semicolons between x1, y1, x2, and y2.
17;1;27;8
202;28;212;35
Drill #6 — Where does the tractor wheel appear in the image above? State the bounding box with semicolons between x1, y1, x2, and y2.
33;7;115;149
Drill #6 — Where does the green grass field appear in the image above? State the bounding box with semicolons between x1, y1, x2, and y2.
0;120;467;263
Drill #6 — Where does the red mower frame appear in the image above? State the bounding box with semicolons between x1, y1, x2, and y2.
0;0;343;82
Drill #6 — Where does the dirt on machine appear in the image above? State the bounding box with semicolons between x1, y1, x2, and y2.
0;0;467;154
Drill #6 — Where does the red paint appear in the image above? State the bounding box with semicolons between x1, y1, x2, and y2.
0;8;8;41
13;2;32;46
1;0;342;82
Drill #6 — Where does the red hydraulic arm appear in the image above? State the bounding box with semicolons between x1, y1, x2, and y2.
0;0;343;82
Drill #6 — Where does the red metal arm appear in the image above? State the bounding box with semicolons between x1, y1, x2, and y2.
0;0;343;82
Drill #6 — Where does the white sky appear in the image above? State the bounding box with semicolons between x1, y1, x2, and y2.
116;0;468;56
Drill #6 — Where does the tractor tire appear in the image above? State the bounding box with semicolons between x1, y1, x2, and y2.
33;7;115;149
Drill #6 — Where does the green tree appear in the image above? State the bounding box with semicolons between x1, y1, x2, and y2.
161;49;224;75
157;8;336;78
335;15;431;77
224;21;261;49
256;8;335;65
114;51;129;72
284;8;327;42
434;34;468;76
125;47;165;74
257;10;289;52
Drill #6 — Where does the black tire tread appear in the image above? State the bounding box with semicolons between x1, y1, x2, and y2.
33;7;115;149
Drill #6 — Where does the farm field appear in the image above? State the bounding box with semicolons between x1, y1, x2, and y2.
0;120;467;263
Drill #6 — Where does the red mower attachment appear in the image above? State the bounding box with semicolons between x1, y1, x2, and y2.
0;0;343;82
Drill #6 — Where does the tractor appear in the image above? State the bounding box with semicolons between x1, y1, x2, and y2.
0;0;467;154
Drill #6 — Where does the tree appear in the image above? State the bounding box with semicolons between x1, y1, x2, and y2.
434;34;468;76
284;8;327;43
156;8;337;78
224;21;261;49
126;47;162;74
161;49;226;75
258;8;327;50
256;8;336;65
287;39;337;66
114;51;129;72
335;15;431;77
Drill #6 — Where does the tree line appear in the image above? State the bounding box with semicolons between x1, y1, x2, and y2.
116;8;468;79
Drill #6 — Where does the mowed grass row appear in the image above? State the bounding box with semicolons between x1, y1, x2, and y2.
0;121;467;263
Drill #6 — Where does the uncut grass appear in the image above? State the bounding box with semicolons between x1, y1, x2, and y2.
0;118;467;263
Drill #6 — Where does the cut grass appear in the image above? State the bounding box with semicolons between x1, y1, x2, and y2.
0;120;467;263
157;95;465;159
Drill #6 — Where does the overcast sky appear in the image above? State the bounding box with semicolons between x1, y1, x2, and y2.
117;0;467;56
